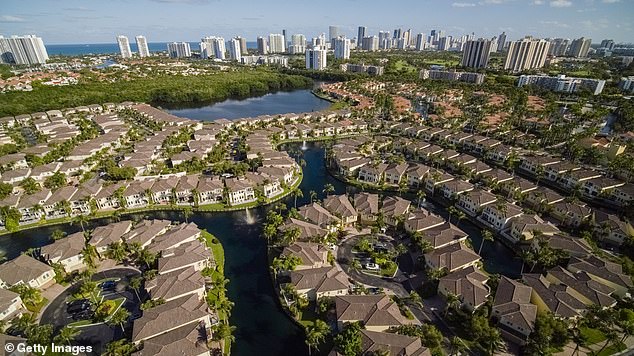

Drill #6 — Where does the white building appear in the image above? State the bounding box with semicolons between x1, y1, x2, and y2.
461;39;492;68
228;38;242;61
135;35;150;57
415;33;426;51
504;37;550;72
269;34;286;53
0;35;49;65
200;37;225;59
334;37;351;59
518;74;606;95
167;42;191;58
290;34;306;54
306;47;327;70
117;35;132;58
257;36;268;54
361;36;379;51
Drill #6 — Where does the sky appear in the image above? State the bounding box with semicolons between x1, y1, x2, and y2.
1;0;632;44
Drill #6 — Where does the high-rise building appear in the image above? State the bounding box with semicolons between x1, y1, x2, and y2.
569;37;592;58
234;36;248;55
600;39;615;51
135;35;150;57
200;37;225;59
334;37;351;59
518;74;605;95
438;37;450;51
289;34;306;54
117;35;132;58
357;26;367;46
257;37;268;54
306;47;327;70
497;32;507;52
504;37;550;72
361;36;379;51
548;38;570;56
269;34;286;53
415;33;426;51
228;38;241;61
167;42;191;58
420;69;485;84
393;28;402;39
0;35;49;65
461;39;492;68
329;26;339;40
378;31;391;50
403;29;411;46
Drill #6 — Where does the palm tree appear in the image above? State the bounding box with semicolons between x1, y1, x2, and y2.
449;336;467;356
444;293;461;316
73;214;89;232
484;328;505;355
182;206;193;223
82;244;99;269
416;190;426;208
103;340;135;356
9;313;37;337
309;190;318;203
106;242;127;263
305;319;330;355
447;206;459;224
478;230;494;255
351;259;362;272
291;187;303;208
128;276;143;301
108;308;130;332
322;183;335;196
53;326;81;345
569;322;589;356
136;248;157;269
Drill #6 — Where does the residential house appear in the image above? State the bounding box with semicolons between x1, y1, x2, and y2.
424;242;480;272
492;277;537;343
424;171;454;194
151;176;179;205
334;295;419;332
381;196;411;226
546;267;616;308
323;195;357;225
157;241;213;275
457;189;497;216
148;222;201;254
42;186;77;219
358;163;388;184
89;220;133;255
404;210;445;234
438;265;489;311
353;193;379;224
40;232;86;273
175;175;199;205
94;181;127;211
281;242;329;270
0;255;55;289
0;289;25;323
196;176;224;205
299;203;341;231
582;177;625;198
280;218;328;241
440;179;474;200
405;163;431;187
508;215;560;244
123;180;154;208
131;322;210;356
145;267;206;302
551;201;592;227
384;162;408;185
478;202;524;231
359;330;432;356
16;189;51;224
225;178;256;206
124;219;172;248
593;211;634;245
289;266;349;301
567;256;633;298
522;274;586;319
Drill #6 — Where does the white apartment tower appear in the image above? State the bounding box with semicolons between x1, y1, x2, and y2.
461;39;492;68
117;35;132;58
235;36;248;55
228;38;242;61
415;33;426;51
167;42;191;58
200;37;225;59
306;47;327;70
269;34;286;53
0;35;49;65
257;37;268;54
290;34;306;54
135;35;150;57
334;37;351;59
362;36;379;51
504;37;550;72
569;37;592;58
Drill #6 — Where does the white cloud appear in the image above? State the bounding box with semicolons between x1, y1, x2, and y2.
540;20;570;28
531;0;545;4
550;0;572;7
0;15;25;23
602;0;620;3
452;2;477;7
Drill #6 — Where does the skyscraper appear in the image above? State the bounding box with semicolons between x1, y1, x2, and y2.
0;35;49;65
357;26;367;46
228;38;241;61
234;36;248;55
415;33;425;51
362;36;379;51
379;31;391;50
269;34;286;53
504;37;550;72
329;26;339;40
135;35;149;57
569;37;592;58
334;37;351;59
167;42;191;58
290;34;306;54
438;37;450;51
393;28;402;39
257;37;268;54
200;37;225;59
600;39;615;50
117;35;132;58
497;32;507;52
306;47;327;70
548;38;570;56
461;39;492;68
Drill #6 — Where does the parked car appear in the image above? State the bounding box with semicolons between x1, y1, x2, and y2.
99;280;117;291
363;262;380;271
67;299;91;314
72;310;94;321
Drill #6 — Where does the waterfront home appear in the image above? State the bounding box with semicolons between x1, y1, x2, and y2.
281;242;329;270
146;267;206;302
545;267;616;308
440;179;475;200
89;220;133;255
405;163;431;187
593;211;634;245
524;187;564;211
499;177;537;198
336;157;370;177
550;201;592;227
522;274;586;319
417;222;468;250
40;232;86;273
353;193;379;224
492;276;537;343
258;165;296;185
558;169;603;191
123;180;154;208
1;168;31;184
280;218;328;241
42;186;77;219
381;196;411;226
424;242;480;272
0;255;55;290
148;223;201;253
610;183;634;206
245;172;282;199
288;266;349;301
124;219;172;248
403;210;445;234
480;169;513;186
225;178;256;206
131;317;211;355
582;177;625;198
150;176;179;205
174;175;199;205
544;161;580;182
508;215;560;244
358;163;388;184
519;156;561;176
157;241;213;275
323;194;357;225
70;181;102;215
567;256;633;298
0;289;25;323
94;181;127;211
299;203;341;231
334;295;419;332
16;189;51;224
438;265;489;311
384;162;408;185
359;330;431;356
532;234;592;257
479;202;524;232
196;176;224;205
131;294;211;344
424;171;454;194
457;189;497;216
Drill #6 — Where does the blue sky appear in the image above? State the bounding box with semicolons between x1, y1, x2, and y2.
1;0;632;44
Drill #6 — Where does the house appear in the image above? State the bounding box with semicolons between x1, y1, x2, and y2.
384;162;408;185
522;274;586;319
40;232;86;273
225;178;256;206
0;289;25;323
480;169;513;186
404;210;445;234
610;183;634;206
353;193;379;224
550;201;592;227
148;222;201;253
131;322;210;356
337;157;371;177
519;156;561;176
558;169;602;190
417;222;468;250
544;161;580;182
358;163;388;184
567;256;633;298
196;176;224;205
545;267;616;308
0;255;55;290
524;187;564;211
174;175;199;205
381;196;411;226
438;265;489;311
405;163;431;187
593;211;634;245
492;277;537;343
358;330;432;356
42;186;77;219
124;219;172;248
288;266;349;301
440;179;474;200
323;195;357;225
334;295;419;332
532;234;592;258
424;171;454;194
145;267;206;302
150;176;179;205
457;189;497;216
89;220;133;255
299;203;341;230
281;242;329;270
508;215;560;244
70;181;102;216
424;242;480;272
478;202;524;231
94;182;127;211
157;241;213;275
499;177;537;198
582;177;625;198
280;218;328;241
16;189;51;224
123;180;154;208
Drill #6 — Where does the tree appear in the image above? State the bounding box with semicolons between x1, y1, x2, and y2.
108;307;130;332
43;171;67;190
479;230;494;255
10;284;43;307
129;276;143;301
291;187;303;208
444;292;461;316
53;326;81;345
212;322;236;344
182;206;193;223
8;313;37;337
104;340;135;356
322;183;335;196
136;248;157;269
447;206;459;224
82;244;99;269
408;290;423;308
73;214;89;232
19;178;41;195
106;241;127;263
305;319;330;355
309;190;318;203
450;336;467;356
51;229;66;241
334;322;362;356
0;182;13;199
416;190;426;208
525;313;570;355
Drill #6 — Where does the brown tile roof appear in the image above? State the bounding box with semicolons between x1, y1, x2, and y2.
41;231;85;262
282;242;329;268
146;267;205;301
353;193;379;215
360;330;431;356
493;276;537;333
0;255;53;286
323;194;357;219
439;265;489;308
335;295;419;328
289;266;349;293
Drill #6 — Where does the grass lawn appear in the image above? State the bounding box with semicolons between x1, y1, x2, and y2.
568;70;591;77
423;59;459;67
596;342;626;356
104;297;126;320
394;60;417;72
67;319;93;328
580;326;606;344
202;230;225;274
26;297;48;313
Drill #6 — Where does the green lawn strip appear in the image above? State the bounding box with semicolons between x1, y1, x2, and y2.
67;319;93;328
202;230;225;274
103;297;126;321
25;297;48;313
580;326;607;344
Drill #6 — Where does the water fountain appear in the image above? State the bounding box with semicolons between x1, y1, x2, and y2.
243;208;257;225
301;140;308;151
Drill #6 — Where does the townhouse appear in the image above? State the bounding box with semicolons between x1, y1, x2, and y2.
334;295;419;332
438;266;489;311
224;178;256;206
323;194;357;225
0;255;55;290
492;277;537;343
40;231;86;273
457;189;497;216
288;266;349;301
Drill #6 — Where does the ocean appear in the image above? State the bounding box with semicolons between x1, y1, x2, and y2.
45;42;258;56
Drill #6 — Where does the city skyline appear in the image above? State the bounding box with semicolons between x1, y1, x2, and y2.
1;0;632;44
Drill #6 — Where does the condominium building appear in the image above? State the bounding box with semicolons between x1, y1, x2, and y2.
290;34;306;55
234;36;247;55
257;37;268;55
269;34;286;53
438;36;450;51
415;33;426;51
340;63;384;76
200;37;225;59
361;36;379;51
334;37;351;59
135;35;150;57
0;35;49;65
420;69;485;84
619;76;634;92
504;37;550;72
497;31;507;52
167;42;191;58
517;74;605;95
228;38;242;61
329;26;339;40
600;39;615;51
357;26;367;46
461;39;492;68
548;38;570;57
117;35;132;58
241;55;288;67
569;37;592;58
306;47;327;70
379;31;391;50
